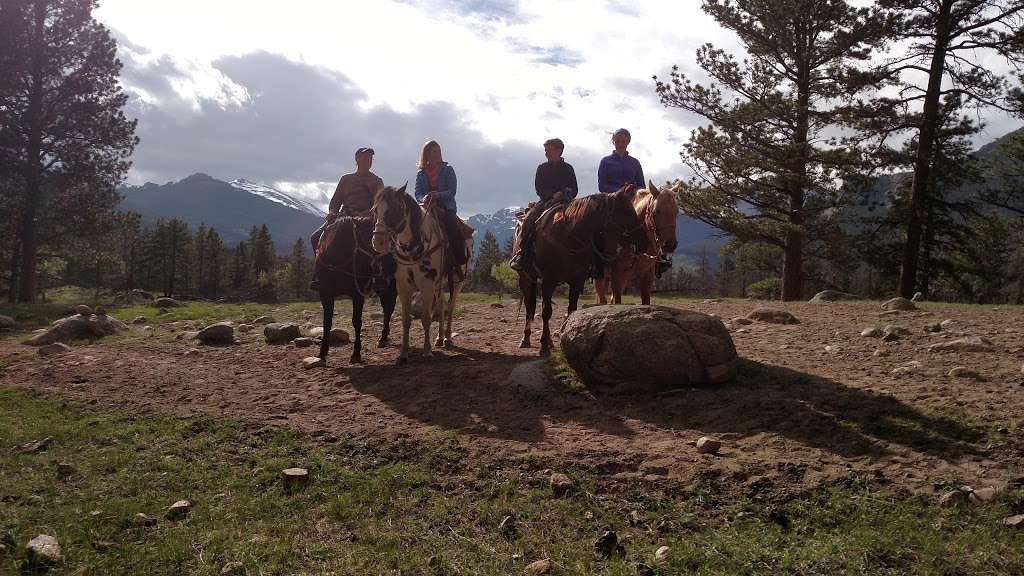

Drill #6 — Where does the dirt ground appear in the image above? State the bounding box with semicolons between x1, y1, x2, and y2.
3;298;1023;499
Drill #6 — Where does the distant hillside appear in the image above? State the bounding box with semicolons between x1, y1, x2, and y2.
119;174;325;254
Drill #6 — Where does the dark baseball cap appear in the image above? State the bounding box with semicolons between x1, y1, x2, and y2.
355;147;374;156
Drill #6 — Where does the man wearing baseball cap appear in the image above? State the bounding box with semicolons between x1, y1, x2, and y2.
309;147;383;289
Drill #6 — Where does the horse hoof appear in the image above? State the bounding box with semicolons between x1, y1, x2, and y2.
434;338;444;347
519;339;531;349
350;355;363;364
377;338;390;348
539;347;551;357
443;339;454;349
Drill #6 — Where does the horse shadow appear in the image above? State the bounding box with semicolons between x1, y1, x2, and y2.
342;351;983;463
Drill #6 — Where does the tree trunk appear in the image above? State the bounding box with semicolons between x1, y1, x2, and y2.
919;202;936;298
898;0;953;298
783;58;811;302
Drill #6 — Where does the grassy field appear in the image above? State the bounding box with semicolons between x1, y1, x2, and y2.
2;387;1022;575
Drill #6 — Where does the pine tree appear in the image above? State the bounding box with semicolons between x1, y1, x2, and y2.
204;228;224;299
230;241;250;292
0;0;137;301
288;238;309;299
655;0;890;301
470;231;502;291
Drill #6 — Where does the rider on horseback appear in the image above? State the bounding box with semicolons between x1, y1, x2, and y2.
509;138;578;273
414;140;468;272
309;147;383;290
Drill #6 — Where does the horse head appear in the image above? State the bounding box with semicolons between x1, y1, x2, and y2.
647;181;680;254
371;183;408;255
610;184;647;256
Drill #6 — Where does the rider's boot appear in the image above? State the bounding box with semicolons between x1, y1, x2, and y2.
309;271;320;291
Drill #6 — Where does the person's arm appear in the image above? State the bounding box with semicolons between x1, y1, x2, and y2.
565;163;579;199
535;165;546;199
633;159;645;191
414;171;426;203
437;165;457;203
597;157;616;193
328;176;346;214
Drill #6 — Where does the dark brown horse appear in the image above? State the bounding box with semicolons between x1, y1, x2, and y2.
516;184;646;356
315;216;397;364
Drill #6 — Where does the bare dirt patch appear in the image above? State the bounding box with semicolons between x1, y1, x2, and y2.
2;299;1022;499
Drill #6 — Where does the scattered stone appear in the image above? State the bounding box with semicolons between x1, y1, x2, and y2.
131;316;148;325
166;499;192;520
237;324;254;333
134;512;157;527
911;291;923;302
969;487;998;504
302;309;319;319
947;367;985;381
524;558;551;575
25;534;61;565
328;328;350;344
928;336;995;353
940;319;954;328
153;297;181;308
861;327;882;338
594;529;622;558
221;561;245;575
293;337;314;348
809;290;856;303
75;304;93;316
891;361;922;377
550;473;574;496
253;315;274;325
23;313;128;346
731;317;753;325
302;356;325;369
55;463;78;480
655;545;670;564
183;348;200;357
882;297;917;311
696;436;721;455
38;342;72;357
924;322;942;333
702;298;721;304
882;332;900;342
17;436;52;453
197;322;234;345
747;308;799;324
264;323;301;344
883;325;911;337
938;490;967;508
490;302;505;309
143;325;154;332
1003;514;1024;528
282;468;309;492
0;314;14;331
499;514;517;537
873;349;887;357
561;306;737;392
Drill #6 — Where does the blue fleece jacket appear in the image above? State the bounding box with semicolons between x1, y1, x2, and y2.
414;162;457;211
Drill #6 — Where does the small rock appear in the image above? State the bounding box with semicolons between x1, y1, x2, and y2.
861;327;882;338
524;558;551;575
747;308;799;324
131;316;148;325
197;322;234;345
969;487;998;504
928;336;995;353
911;291;923;302
302;309;319;319
947;367;985;381
293;337;314;348
490;302;505;309
282;468;309;492
1003;514;1024;528
550;473;574;496
237;324;254;333
655;545;670;564
134;512;157;527
873;349;886;357
302;356;325;369
696;436;721;455
166;499;192;520
883;325;910;338
938;490;967;508
183;348;200;357
221;561;245;575
75;304;93;316
253;315;274;325
55;463;78;480
25;534;61;564
809;290;856;303
499;514;517;537
594;529;621;558
882;297;916;311
264;323;301;344
0;314;15;330
939;319;954;328
17;436;52;453
731;317;753;325
143;325;153;331
38;342;72;357
924;322;942;333
328;328;350;344
153;297;180;308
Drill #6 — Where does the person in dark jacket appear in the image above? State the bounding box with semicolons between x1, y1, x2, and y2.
414;139;467;266
510;138;578;272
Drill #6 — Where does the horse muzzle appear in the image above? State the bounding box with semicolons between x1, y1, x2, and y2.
371;231;392;255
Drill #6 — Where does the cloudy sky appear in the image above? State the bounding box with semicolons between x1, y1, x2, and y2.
96;0;1023;216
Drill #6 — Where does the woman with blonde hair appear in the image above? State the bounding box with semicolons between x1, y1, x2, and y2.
414;140;467;266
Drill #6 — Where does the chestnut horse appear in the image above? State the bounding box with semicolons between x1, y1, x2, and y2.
595;181;680;305
516;184;646;356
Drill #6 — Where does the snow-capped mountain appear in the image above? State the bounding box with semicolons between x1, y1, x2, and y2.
466;206;521;253
228;178;325;217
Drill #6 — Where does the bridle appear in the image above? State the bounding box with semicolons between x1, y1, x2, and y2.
371;192;443;266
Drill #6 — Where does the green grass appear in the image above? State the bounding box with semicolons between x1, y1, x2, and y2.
1;388;1022;575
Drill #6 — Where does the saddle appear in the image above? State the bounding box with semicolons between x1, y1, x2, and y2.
317;216;395;291
423;203;475;282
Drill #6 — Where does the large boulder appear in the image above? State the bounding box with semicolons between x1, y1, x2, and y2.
0;314;14;331
809;290;855;303
882;297;917;311
560;305;737;393
197;323;234;345
747;308;799;324
22;313;127;346
153;297;181;308
264;323;301;344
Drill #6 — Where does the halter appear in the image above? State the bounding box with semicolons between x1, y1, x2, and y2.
372;193;444;266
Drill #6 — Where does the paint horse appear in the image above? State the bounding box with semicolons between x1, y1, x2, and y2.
371;184;472;362
314;215;397;364
515;184;646;356
595;181;680;305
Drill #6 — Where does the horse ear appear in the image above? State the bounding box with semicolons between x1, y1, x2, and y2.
648;180;660;197
397;182;408;195
621;183;637;201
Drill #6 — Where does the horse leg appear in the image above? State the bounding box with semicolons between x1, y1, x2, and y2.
433;287;446;348
539;280;556;357
594;277;608;305
612;272;627;305
350;293;364;364
398;283;413;364
568;281;583;315
378;282;396;348
520;276;536;348
444;280;459;348
420;284;435;359
318;290;334;363
639;270;653;305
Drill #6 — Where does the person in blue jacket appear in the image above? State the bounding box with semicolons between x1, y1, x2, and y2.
598;128;645;193
414;140;467;266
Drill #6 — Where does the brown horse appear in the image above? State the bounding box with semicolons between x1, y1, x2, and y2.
516;184;646;356
595;181;681;305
